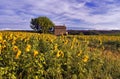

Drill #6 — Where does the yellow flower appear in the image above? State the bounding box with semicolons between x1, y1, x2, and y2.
83;55;89;62
10;34;13;38
2;40;7;44
77;50;82;57
56;50;64;58
2;45;6;49
13;46;18;52
0;35;2;40
25;47;30;52
34;50;38;57
102;46;105;50
54;44;58;50
99;39;102;45
70;45;73;49
0;45;2;54
86;41;89;45
13;36;17;40
0;35;2;43
61;52;64;58
27;44;31;48
12;40;16;45
64;40;68;45
15;50;21;59
25;44;31;52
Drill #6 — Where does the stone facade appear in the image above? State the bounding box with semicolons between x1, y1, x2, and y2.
54;26;67;35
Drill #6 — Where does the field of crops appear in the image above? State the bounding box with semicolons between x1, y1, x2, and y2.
0;31;120;79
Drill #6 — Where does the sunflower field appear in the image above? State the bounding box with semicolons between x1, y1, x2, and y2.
0;31;120;79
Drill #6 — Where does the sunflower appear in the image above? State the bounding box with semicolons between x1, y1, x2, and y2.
0;35;2;43
25;44;31;52
13;46;18;52
82;55;89;62
33;50;38;57
56;50;64;58
15;50;21;59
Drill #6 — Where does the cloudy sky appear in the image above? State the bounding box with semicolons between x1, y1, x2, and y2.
0;0;120;30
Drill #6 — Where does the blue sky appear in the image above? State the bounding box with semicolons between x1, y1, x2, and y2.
0;0;120;30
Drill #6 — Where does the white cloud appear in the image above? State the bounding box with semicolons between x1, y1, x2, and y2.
0;0;120;30
0;28;12;30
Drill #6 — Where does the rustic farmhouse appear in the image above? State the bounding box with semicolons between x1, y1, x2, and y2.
54;25;67;35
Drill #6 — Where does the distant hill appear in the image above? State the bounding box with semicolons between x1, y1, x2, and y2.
1;29;120;35
67;30;120;35
67;27;92;30
0;30;36;32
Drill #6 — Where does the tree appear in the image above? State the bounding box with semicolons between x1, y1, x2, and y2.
30;16;54;33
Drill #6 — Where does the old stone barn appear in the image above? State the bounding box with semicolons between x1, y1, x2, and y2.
54;25;67;35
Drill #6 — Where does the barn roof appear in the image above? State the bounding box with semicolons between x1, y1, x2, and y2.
54;26;66;29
